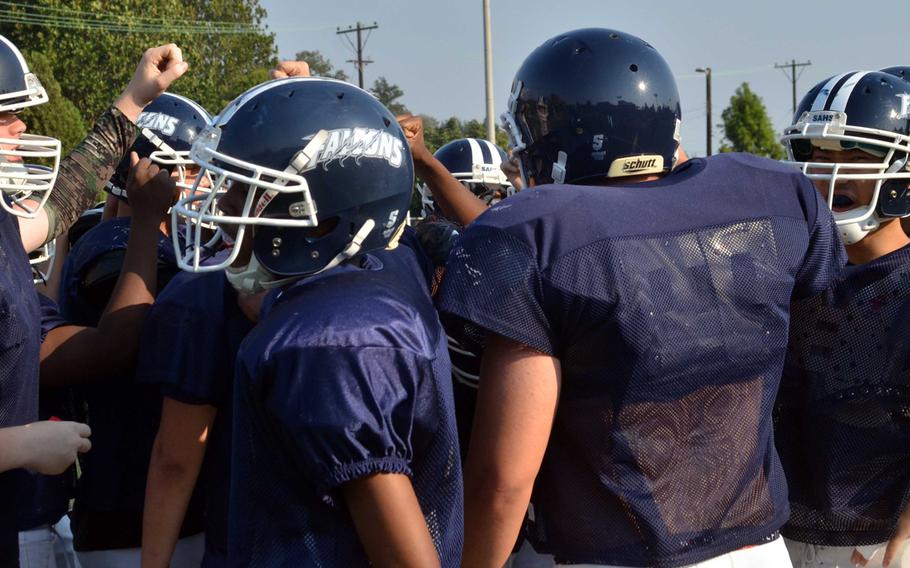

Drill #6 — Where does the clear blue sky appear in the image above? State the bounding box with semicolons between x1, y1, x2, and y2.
259;0;910;157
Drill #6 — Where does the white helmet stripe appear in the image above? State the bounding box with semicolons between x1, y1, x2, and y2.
466;137;484;166
483;139;502;166
827;71;870;112
810;72;853;111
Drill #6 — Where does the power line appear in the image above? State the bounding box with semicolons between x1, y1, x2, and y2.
0;1;331;34
337;22;377;89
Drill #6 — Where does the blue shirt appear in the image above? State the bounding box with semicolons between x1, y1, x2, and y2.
58;216;197;550
437;153;846;567
228;229;463;567
137;266;252;567
777;243;910;546
0;206;41;562
16;295;75;532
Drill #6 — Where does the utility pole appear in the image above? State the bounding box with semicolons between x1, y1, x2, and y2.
337;21;378;89
482;0;495;143
775;59;812;115
695;67;712;156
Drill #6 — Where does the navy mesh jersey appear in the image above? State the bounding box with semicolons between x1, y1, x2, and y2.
17;294;75;533
58;216;202;550
0;205;41;563
137;264;253;567
437;153;847;567
228;228;463;567
777;243;910;546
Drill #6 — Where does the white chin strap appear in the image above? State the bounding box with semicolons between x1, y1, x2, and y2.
225;219;376;295
836;210;881;245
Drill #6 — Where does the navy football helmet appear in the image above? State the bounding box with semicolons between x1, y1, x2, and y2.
882;66;910;82
106;92;212;201
0;35;60;218
781;71;910;243
173;77;414;293
502;28;681;186
418;137;513;218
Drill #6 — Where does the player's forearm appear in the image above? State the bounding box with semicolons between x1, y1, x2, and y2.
461;473;532;568
43;107;139;242
94;215;160;352
343;473;441;568
415;153;487;226
142;429;204;568
0;425;35;472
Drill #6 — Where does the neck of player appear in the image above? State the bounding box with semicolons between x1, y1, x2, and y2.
847;218;910;265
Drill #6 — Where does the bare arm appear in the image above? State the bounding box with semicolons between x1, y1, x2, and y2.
142;398;216;568
461;333;561;568
39;155;177;387
343;473;441;568
397;114;487;226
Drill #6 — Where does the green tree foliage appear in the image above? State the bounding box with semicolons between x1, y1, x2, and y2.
2;0;276;121
19;50;86;154
422;116;510;153
719;82;784;159
294;50;348;81
371;77;406;115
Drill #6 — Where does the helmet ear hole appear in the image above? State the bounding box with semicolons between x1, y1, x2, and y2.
878;181;910;217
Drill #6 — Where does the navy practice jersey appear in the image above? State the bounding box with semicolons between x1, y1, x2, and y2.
228;228;463;567
415;219;482;461
776;243;910;546
16;295;76;533
58;216;201;550
438;153;847;567
137;265;253;566
0;205;41;563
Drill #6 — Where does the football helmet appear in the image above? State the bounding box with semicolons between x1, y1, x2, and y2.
106;92;212;201
0;35;60;218
172;77;414;294
418;137;513;218
501;28;681;187
882;66;910;82
781;71;910;244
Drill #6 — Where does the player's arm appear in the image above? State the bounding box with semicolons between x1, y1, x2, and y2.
18;44;188;252
0;421;91;474
397;113;487;226
39;154;175;387
461;333;561;568
342;473;441;568
142;398;216;568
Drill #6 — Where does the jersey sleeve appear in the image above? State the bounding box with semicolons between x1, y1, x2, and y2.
135;298;228;406
37;294;68;343
262;343;438;494
792;182;847;299
436;224;557;355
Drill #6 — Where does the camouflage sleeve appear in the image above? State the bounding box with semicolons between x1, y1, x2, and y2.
44;106;139;241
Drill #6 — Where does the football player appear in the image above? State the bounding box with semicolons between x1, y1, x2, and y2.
417;136;514;222
57;94;212;567
438;28;845;567
776;70;910;568
18;155;177;568
172;76;463;567
0;37;187;566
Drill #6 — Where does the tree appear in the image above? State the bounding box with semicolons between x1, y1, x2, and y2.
371;77;406;115
2;0;276;122
719;83;784;159
19;50;86;155
293;50;348;81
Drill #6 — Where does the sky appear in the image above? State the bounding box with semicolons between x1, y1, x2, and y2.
258;0;910;157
